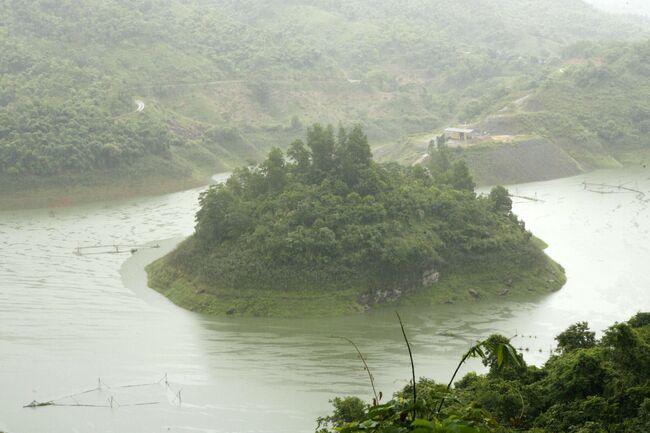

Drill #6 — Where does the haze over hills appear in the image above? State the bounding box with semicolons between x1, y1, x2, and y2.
443;39;650;184
586;0;650;17
1;0;649;206
3;3;650;433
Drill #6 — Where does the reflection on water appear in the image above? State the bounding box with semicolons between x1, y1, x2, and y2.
1;168;649;433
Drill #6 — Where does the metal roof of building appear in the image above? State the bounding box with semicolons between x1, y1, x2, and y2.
444;127;474;133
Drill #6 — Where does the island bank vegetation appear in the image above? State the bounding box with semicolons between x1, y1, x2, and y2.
147;125;564;317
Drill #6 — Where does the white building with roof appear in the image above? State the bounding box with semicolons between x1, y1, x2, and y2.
444;127;475;141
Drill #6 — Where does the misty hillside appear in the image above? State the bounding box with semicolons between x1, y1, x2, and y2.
467;40;650;173
586;0;650;17
1;0;648;190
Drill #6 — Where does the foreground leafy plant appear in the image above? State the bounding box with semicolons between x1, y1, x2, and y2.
319;312;650;433
336;337;382;406
437;336;523;414
319;316;520;433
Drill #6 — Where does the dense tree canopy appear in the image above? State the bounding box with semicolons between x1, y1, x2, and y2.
166;125;543;299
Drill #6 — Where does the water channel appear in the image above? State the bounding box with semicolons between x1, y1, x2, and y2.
1;168;649;433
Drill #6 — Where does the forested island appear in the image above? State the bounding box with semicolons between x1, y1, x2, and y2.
147;125;564;317
317;312;650;433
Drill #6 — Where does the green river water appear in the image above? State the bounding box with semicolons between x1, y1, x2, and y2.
1;168;649;433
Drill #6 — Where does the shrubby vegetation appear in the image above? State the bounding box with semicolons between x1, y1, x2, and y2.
0;96;180;175
0;1;191;177
527;41;650;158
149;125;562;316
318;313;650;433
471;39;650;170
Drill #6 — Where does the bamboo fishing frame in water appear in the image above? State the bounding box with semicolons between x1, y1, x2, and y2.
23;374;176;409
582;181;647;201
72;243;160;256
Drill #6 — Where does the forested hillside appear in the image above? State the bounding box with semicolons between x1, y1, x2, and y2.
464;40;650;174
1;0;648;205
